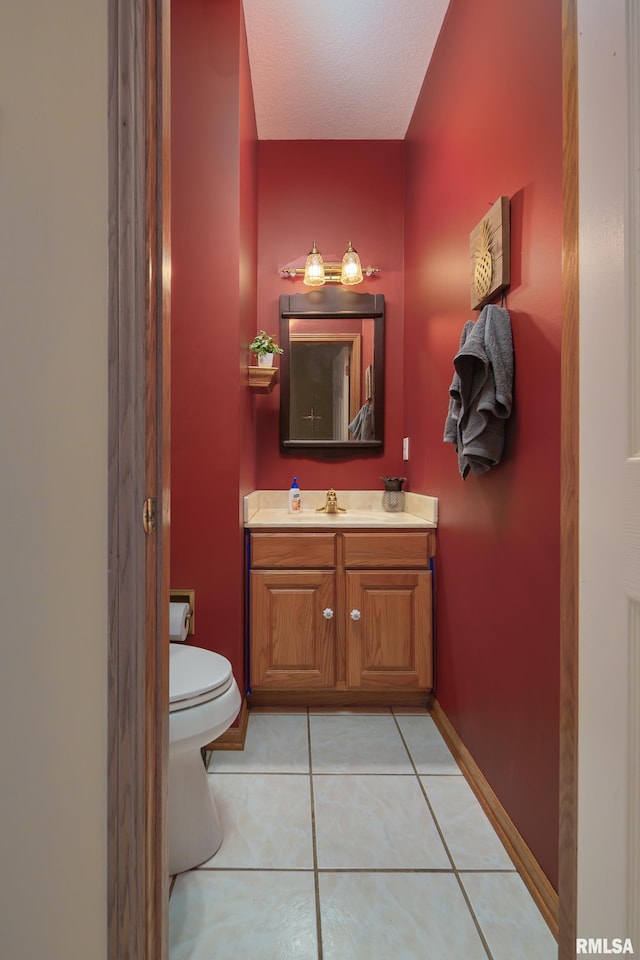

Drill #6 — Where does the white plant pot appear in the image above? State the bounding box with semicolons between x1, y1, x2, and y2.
257;353;274;367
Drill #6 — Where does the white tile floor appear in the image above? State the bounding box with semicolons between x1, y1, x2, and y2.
169;708;558;960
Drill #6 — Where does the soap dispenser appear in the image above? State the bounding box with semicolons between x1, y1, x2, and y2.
288;477;302;513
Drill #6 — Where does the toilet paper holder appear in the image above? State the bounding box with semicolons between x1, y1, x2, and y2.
169;588;195;635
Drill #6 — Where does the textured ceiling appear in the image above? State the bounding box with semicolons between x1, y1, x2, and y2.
242;0;451;140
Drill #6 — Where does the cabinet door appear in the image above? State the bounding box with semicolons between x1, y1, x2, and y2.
250;570;336;688
345;570;432;690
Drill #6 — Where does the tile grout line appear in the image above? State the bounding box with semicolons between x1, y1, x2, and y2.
307;709;324;960
193;864;515;875
179;711;547;958
391;710;495;960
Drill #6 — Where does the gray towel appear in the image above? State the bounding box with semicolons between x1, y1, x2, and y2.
349;402;374;440
443;305;513;479
443;320;474;447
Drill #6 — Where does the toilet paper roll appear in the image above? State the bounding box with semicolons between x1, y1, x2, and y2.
169;601;190;642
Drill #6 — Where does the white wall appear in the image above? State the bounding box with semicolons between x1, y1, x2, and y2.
578;0;638;946
0;4;108;958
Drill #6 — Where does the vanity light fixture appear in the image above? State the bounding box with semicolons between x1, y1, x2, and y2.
303;242;325;286
340;240;363;286
280;241;381;286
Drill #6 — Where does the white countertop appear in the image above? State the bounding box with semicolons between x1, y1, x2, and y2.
244;490;438;529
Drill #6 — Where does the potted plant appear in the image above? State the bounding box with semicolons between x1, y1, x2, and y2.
249;330;283;367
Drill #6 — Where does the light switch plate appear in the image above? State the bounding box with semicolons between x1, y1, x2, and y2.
403;437;410;460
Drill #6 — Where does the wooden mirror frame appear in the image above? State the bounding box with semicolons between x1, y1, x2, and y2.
279;287;385;453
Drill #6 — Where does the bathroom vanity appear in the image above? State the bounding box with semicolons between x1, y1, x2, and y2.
244;491;437;706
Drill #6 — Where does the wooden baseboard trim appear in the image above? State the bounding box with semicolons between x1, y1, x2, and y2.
430;699;559;940
206;698;249;751
247;690;433;709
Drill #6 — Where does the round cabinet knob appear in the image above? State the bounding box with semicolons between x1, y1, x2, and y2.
350;609;361;621
323;608;334;620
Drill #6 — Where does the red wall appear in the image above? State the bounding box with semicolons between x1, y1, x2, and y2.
170;0;562;888
171;0;257;689
404;0;562;886
255;140;406;491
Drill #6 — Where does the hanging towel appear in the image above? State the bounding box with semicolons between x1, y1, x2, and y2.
349;402;374;440
443;320;475;447
443;305;514;479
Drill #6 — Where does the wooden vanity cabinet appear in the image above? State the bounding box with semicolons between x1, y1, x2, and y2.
248;529;435;699
343;533;433;690
250;569;336;688
250;534;337;689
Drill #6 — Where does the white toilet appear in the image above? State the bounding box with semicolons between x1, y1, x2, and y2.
169;641;241;875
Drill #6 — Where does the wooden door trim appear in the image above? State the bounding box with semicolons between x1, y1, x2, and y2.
107;1;170;958
559;0;579;956
105;1;580;956
289;332;362;424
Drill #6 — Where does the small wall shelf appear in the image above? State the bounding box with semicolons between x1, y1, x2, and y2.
248;365;279;392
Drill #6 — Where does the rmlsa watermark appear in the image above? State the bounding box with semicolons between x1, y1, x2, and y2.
576;939;635;955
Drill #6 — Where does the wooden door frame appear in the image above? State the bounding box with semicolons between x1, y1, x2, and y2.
105;1;580;957
289;332;362;433
107;1;170;958
559;0;579;956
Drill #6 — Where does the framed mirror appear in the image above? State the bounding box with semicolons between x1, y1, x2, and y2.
279;287;385;452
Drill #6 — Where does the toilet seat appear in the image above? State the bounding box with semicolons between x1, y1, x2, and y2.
169;643;234;712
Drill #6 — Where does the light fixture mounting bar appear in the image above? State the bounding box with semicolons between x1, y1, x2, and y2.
280;264;381;282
